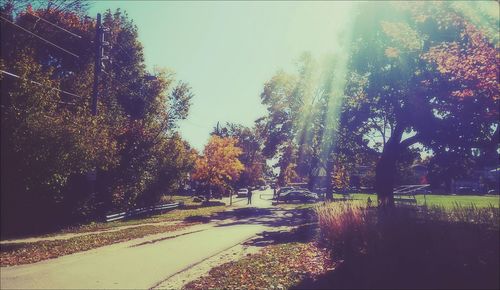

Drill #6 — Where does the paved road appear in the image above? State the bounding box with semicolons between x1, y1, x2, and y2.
1;189;303;289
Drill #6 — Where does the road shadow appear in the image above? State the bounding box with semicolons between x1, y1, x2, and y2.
183;202;317;225
183;202;322;249
218;206;316;227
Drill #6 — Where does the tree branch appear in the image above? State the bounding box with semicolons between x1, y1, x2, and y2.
400;134;421;148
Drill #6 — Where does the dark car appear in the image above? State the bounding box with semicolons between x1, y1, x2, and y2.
277;186;294;196
280;190;319;203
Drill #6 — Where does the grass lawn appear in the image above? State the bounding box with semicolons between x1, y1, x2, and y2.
275;194;499;210
347;193;499;208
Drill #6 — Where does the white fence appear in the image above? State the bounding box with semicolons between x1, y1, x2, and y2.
105;202;181;222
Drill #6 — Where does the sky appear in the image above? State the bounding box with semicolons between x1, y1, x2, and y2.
89;1;355;151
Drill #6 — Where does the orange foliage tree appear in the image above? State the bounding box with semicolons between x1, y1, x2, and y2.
192;136;244;199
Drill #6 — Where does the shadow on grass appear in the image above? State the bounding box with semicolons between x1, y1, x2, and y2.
183;215;212;223
181;200;226;210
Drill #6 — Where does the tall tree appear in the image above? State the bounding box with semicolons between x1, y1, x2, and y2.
346;2;498;206
260;54;343;188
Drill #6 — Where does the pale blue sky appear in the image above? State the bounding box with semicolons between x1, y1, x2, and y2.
89;1;355;151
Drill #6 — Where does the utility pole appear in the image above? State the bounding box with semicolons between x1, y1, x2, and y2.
91;13;102;116
88;13;108;198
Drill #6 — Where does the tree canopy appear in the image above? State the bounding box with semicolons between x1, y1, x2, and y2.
258;1;498;206
1;2;196;235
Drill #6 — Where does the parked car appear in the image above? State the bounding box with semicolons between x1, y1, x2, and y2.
280;190;319;203
277;186;294;196
237;188;249;197
456;186;479;194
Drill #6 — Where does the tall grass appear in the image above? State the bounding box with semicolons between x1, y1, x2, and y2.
315;201;500;288
315;201;500;258
315;201;372;259
422;203;499;227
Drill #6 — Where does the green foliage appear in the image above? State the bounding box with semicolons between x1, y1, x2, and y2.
1;4;195;235
343;2;498;201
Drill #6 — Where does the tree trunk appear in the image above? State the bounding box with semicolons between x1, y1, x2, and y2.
207;186;212;202
375;141;399;208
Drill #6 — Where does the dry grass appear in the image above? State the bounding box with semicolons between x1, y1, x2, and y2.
315;201;371;259
314;201;500;288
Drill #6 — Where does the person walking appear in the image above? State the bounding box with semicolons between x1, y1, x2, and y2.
247;188;253;205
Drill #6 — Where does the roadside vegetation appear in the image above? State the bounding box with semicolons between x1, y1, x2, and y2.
313;202;499;289
1;2;199;238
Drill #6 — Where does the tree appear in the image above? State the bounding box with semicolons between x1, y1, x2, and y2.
260;54;344;188
192;136;244;200
1;3;196;235
212;122;266;188
345;2;498;206
1;5;117;233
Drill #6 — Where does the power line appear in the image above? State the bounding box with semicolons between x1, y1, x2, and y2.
115;41;135;60
1;69;83;99
25;11;82;39
0;16;79;58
